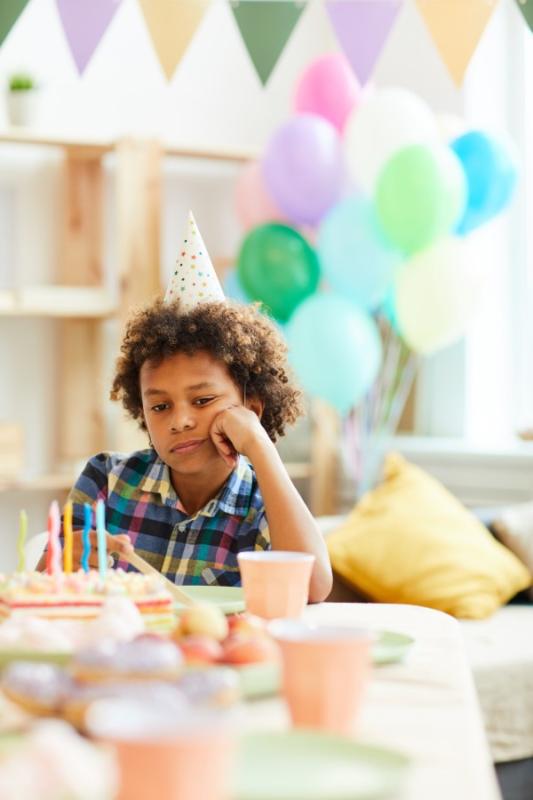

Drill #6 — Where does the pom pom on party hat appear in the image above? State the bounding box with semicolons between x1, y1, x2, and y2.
164;211;225;310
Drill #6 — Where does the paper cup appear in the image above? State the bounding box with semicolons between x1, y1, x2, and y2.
86;697;235;800
237;551;315;619
270;620;373;735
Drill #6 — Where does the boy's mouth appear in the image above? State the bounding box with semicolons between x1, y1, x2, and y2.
169;438;207;455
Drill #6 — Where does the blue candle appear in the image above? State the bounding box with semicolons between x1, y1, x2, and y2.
95;499;107;580
82;503;92;574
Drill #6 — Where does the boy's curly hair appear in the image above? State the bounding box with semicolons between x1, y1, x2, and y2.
110;299;304;442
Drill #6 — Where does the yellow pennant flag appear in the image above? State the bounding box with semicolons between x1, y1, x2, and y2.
415;0;499;86
138;0;211;80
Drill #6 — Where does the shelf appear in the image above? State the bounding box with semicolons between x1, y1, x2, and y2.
0;129;256;163
0;286;116;318
0;473;74;493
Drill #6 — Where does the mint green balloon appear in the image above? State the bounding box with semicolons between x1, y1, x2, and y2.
376;144;466;255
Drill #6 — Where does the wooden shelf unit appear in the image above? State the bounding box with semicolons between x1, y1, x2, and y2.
0;133;338;514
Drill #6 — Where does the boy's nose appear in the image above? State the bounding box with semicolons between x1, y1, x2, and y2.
170;407;196;432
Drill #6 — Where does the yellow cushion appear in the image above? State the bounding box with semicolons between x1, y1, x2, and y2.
327;453;532;619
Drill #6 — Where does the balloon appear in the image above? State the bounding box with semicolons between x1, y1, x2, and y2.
223;268;250;303
261;114;345;227
344;87;439;193
395;238;483;354
380;288;400;333
234;162;286;231
287;293;382;414
376;144;466;255
318;195;402;311
293;53;361;134
237;223;321;323
451;131;519;236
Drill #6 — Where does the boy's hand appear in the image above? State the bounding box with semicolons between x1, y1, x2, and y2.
71;530;132;570
209;406;270;467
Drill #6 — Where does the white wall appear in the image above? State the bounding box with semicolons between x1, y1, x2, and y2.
0;0;518;567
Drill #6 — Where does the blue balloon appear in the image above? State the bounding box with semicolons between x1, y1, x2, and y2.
287;293;382;415
223;268;250;303
451;131;518;236
318;195;402;311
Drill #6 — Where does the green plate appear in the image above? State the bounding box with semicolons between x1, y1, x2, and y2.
372;630;414;666
174;586;245;614
0;650;71;669
233;731;409;800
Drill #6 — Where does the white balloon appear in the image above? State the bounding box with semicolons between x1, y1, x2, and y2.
395;237;484;355
344;88;439;194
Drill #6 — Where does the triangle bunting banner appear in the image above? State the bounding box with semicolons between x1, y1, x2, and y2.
515;0;533;31
415;0;499;86
138;0;211;80
325;0;404;86
56;0;123;75
230;0;307;85
0;0;31;47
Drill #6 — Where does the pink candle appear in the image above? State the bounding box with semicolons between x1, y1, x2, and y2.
47;500;62;577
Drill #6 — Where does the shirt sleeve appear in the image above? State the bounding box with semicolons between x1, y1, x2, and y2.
254;511;271;551
68;453;110;530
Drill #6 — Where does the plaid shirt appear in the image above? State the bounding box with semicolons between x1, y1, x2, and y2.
69;449;270;587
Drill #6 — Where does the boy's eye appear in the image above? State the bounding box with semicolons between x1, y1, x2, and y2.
151;403;169;412
194;396;215;407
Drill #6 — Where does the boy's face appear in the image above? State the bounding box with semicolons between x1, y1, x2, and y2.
140;350;243;477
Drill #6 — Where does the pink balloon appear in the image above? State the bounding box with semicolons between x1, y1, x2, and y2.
294;53;361;135
235;162;285;231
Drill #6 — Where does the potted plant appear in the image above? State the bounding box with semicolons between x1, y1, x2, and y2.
6;72;40;127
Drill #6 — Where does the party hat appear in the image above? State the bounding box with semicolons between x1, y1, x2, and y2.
164;211;225;309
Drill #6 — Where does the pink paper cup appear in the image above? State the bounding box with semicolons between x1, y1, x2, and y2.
270;620;373;735
237;551;315;620
86;698;235;800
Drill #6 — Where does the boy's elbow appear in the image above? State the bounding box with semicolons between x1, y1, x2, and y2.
308;563;333;604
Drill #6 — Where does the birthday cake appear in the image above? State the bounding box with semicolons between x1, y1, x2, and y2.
0;570;175;632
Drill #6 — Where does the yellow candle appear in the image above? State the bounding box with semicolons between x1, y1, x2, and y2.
17;510;27;572
64;502;73;574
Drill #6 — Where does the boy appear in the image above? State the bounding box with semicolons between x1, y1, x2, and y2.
41;214;332;602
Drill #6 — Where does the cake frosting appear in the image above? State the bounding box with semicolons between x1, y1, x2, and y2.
0;569;175;632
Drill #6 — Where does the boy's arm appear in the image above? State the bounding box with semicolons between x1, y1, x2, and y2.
210;408;333;602
247;435;333;603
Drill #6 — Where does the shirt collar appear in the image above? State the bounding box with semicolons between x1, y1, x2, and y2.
138;453;253;518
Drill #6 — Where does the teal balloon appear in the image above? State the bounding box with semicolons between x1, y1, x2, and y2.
318;195;401;311
223;268;250;303
451;131;518;236
376;144;466;255
380;288;400;333
287;294;382;414
237;223;321;323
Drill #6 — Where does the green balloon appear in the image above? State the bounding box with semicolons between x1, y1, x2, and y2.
237;223;321;322
376;144;466;255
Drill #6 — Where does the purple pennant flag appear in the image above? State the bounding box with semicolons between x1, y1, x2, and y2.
56;0;123;74
325;0;403;86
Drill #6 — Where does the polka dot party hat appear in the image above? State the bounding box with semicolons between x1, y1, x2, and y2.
164;211;225;310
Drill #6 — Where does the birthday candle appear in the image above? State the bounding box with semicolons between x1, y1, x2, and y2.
48;501;62;577
82;503;91;573
17;510;27;572
63;502;73;574
95;499;107;581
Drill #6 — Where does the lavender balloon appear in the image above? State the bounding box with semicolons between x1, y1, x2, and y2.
262;114;345;227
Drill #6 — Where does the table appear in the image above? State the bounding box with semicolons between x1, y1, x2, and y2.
244;603;501;800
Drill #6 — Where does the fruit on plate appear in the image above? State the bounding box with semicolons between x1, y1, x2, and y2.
177;604;229;641
221;633;280;665
227;612;268;638
179;635;224;665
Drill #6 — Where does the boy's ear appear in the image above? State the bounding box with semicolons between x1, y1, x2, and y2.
245;395;264;419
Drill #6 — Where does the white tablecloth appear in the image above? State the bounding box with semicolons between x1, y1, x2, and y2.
245;603;501;800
